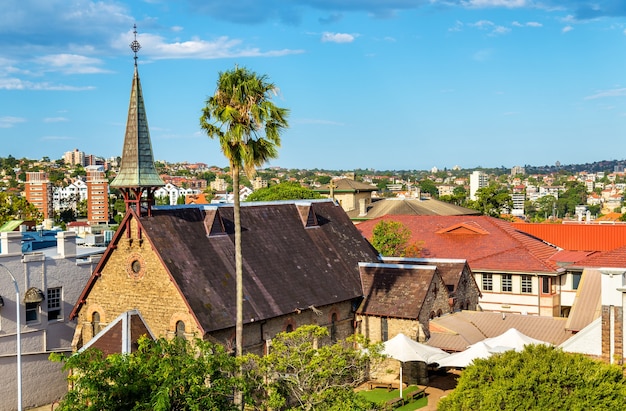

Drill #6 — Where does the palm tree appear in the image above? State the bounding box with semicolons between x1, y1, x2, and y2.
200;66;289;357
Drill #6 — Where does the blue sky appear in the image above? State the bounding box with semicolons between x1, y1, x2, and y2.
1;0;625;171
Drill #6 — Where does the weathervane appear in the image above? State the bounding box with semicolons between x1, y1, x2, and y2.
130;24;141;65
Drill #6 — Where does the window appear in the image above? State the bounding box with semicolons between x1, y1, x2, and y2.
330;313;337;343
542;277;552;294
92;312;101;336
381;317;388;342
521;275;532;294
501;274;512;292
572;273;582;290
176;321;186;339
26;302;39;323
285;324;294;333
482;274;493;291
47;287;62;321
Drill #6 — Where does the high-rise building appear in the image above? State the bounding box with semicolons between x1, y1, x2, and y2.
86;167;109;224
469;170;489;201
64;148;85;166
25;171;53;219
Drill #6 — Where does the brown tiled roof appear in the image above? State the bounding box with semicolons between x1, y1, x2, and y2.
427;311;571;352
382;257;470;291
565;269;601;332
137;200;380;334
357;262;441;319
512;222;626;252
347;198;480;219
316;178;377;193
357;216;561;274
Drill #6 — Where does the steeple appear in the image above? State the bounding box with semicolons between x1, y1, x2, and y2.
111;25;164;217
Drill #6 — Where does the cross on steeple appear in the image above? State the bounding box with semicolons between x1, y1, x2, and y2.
130;24;141;66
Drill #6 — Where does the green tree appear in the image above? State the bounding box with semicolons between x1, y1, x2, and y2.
246;182;322;202
468;183;513;217
50;336;240;411
438;345;626;411
419;179;438;198
371;220;421;257
242;325;380;411
0;192;42;225
200;66;289;358
556;182;587;218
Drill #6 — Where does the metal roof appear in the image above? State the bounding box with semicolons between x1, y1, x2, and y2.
512;222;626;252
110;64;164;189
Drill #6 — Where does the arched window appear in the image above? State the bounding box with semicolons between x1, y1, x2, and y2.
330;313;338;343
437;309;443;317
285;324;294;333
381;317;388;342
176;321;186;339
92;312;101;336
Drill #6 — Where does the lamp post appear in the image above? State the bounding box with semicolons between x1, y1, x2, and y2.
0;264;22;411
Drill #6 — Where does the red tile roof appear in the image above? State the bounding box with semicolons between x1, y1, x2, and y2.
357;215;561;274
512;222;626;252
572;245;626;268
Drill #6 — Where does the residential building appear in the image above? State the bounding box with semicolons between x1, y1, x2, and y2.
63;149;85;166
24;172;53;220
86;167;109;225
251;176;268;190
0;231;105;409
315;178;377;214
469;170;488;201
357;215;570;317
210;177;228;192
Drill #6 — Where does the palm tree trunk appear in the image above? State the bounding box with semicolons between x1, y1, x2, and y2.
233;164;243;357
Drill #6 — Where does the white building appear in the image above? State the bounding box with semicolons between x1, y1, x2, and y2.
469;171;489;201
0;231;105;409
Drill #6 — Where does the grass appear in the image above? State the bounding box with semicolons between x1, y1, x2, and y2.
358;385;428;410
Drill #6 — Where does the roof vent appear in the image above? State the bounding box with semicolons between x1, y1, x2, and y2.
296;204;318;228
204;208;226;236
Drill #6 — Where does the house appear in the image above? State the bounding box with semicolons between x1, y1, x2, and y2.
381;258;481;313
0;231;105;409
349;197;480;221
356;261;450;344
315;178;377;214
357;215;569;317
70;200;380;355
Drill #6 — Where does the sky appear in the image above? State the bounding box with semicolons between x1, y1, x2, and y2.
1;0;626;171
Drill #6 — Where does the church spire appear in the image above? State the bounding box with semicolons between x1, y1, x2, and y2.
111;25;164;217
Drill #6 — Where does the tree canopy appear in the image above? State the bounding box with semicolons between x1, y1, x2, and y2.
50;337;240;411
246;181;322;202
241;325;380;411
371;220;422;257
468;183;513;217
0;192;42;225
438;345;626;411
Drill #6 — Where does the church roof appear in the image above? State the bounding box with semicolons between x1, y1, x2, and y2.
110;63;164;189
71;200;380;334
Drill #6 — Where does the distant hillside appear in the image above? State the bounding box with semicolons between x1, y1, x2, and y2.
524;159;626;175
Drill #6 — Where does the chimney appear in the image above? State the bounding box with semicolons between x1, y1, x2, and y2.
359;198;367;217
1;232;22;256
57;231;77;258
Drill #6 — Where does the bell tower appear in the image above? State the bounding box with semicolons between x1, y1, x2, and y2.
111;25;164;217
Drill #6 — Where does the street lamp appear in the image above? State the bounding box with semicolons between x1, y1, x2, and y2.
0;264;22;411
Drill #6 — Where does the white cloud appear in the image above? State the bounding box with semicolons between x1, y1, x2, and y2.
584;88;626;100
0;78;94;91
492;26;511;35
44;117;69;123
513;21;542;27
473;49;493;61
34;54;108;74
0;116;25;128
462;0;527;7
449;20;464;32
114;31;304;60
321;32;356;43
562;25;574;33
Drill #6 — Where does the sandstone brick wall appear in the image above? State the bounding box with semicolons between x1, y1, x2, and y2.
602;305;624;364
76;218;199;349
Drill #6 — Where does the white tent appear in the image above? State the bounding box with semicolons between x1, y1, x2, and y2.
482;328;549;352
382;333;449;397
436;341;494;368
437;328;549;368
